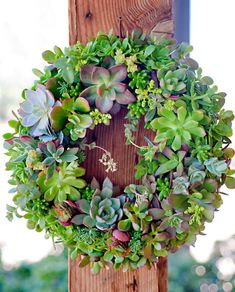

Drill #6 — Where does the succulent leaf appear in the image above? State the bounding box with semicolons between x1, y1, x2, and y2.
80;64;135;113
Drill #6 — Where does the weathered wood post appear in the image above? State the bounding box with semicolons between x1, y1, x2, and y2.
68;1;174;291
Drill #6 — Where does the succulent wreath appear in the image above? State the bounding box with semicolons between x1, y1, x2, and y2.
4;30;235;273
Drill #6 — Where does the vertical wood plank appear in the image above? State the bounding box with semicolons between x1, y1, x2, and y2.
69;0;173;45
68;1;174;291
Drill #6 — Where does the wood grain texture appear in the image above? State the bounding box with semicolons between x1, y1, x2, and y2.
68;1;173;291
69;0;173;44
69;257;168;292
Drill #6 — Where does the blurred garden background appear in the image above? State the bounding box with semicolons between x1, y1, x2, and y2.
0;1;235;291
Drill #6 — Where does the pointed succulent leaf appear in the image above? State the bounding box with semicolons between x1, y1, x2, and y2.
188;127;206;137
100;187;113;199
110;198;121;210
118;219;131;231
177;107;187;123
71;214;86;225
155;159;178;176
83;216;95;228
63;177;86;189
169;194;189;210
115;90;136;105
109;64;127;82
47;141;56;154
103;177;113;190
60;154;77;162
76;199;90;214
95;95;114;113
80;64;95;84
92;67;110;84
148;208;165;220
80;86;97;104
91;177;100;190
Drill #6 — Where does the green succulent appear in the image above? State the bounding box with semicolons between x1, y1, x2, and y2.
156;178;171;201
190;138;211;162
158;68;187;97
187;159;205;184
89;109;112;126
37;161;86;202
39;141;79;178
151;107;206;151
118;201;152;233
172;177;190;195
26;149;44;170
4;136;38;182
51;97;92;139
185;201;205;226
72;178;125;230
204;157;227;177
90;178;126;230
65;112;92;140
155;148;186;177
118;184;153;233
79;64;136;113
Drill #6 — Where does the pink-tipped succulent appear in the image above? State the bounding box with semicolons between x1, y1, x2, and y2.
79;64;136;113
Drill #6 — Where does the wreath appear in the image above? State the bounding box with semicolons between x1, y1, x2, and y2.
4;30;235;274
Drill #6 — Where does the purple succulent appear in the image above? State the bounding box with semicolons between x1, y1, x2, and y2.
19;85;55;137
79;64;136;113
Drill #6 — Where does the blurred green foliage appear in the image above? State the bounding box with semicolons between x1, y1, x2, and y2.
0;236;235;291
0;250;68;292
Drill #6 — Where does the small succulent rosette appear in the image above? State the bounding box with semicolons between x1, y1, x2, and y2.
4;30;235;274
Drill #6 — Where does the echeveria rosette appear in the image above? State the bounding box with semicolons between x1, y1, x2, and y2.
71;177;126;230
79;64;136;113
37;161;86;202
91;177;125;230
151;107;206;151
158;68;187;98
19;85;55;137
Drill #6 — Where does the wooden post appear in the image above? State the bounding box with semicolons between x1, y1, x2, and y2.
68;1;174;291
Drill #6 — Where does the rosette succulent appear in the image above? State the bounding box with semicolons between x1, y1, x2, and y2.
80;64;136;113
38;141;79;178
151;107;206;151
88;177;126;230
37;161;86;202
158;68;187;97
50;97;92;139
204;157;227;177
72;177;126;230
18;85;55;136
